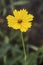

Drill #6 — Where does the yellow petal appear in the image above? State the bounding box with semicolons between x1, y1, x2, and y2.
6;15;17;22
13;23;21;29
13;10;19;17
27;14;34;21
20;26;27;32
6;15;17;27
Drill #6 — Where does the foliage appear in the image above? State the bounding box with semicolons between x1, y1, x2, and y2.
0;0;43;65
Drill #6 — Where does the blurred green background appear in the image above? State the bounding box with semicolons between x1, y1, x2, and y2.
0;0;43;65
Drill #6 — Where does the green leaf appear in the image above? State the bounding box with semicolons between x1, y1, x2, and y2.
12;1;29;6
0;43;11;57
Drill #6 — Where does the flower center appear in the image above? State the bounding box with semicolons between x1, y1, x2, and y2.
18;20;22;24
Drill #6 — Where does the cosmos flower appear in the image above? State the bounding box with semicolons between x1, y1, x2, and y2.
6;9;34;32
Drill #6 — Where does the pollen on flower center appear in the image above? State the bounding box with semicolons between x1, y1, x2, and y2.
18;19;22;24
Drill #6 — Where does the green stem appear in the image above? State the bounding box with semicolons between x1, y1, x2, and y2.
21;32;26;65
4;56;6;65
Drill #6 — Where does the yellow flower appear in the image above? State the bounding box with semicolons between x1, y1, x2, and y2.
6;9;34;32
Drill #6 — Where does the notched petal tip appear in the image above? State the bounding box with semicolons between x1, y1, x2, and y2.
29;14;34;18
6;15;15;20
13;9;18;16
6;15;12;19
